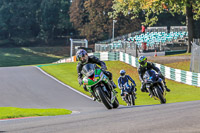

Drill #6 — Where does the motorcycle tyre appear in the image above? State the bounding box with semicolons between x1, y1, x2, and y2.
155;86;166;104
130;94;135;106
112;97;119;108
95;87;112;109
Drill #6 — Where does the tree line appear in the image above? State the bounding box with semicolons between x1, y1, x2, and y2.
0;0;72;46
0;0;199;51
0;0;141;46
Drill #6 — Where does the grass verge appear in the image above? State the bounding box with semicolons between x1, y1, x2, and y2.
40;61;200;106
166;53;191;56
165;61;191;71
0;107;72;119
0;47;67;67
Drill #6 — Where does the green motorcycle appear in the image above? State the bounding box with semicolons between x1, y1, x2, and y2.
81;63;119;109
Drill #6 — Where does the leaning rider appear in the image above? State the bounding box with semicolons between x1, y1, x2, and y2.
118;70;136;100
76;49;117;98
137;55;170;93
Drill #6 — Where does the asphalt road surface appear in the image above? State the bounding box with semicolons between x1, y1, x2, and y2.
0;66;200;133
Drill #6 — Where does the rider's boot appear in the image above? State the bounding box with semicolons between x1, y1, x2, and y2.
110;80;117;89
91;92;96;101
134;93;137;99
133;87;137;95
92;97;96;101
83;85;88;92
110;80;118;94
162;81;170;92
165;86;170;92
121;93;125;101
122;96;126;101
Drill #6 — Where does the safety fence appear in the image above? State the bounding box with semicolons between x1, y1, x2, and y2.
55;52;200;87
119;52;200;87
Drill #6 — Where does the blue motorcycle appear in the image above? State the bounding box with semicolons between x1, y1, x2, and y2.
143;70;166;104
122;83;136;106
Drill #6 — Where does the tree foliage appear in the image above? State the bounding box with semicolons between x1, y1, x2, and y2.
69;0;141;43
111;0;200;52
112;0;200;25
0;0;72;46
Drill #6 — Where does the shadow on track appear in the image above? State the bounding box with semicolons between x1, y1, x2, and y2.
117;104;165;109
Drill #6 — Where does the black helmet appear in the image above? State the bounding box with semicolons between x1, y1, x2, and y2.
120;70;126;77
76;49;88;64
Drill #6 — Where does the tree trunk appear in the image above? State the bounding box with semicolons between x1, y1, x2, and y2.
186;2;194;53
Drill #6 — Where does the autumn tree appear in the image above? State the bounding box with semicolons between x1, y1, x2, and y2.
111;0;200;52
69;0;141;43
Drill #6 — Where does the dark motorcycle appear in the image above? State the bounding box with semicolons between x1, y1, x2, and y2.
122;83;136;106
143;70;166;104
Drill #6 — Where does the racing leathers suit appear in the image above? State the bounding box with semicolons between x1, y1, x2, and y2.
118;75;136;97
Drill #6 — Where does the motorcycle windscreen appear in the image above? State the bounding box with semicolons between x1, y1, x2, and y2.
81;63;95;77
143;70;157;81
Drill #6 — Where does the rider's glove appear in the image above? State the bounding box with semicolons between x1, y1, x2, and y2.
101;65;107;71
158;71;162;76
78;78;83;85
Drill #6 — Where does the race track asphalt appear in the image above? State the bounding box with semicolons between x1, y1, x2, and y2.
0;66;200;133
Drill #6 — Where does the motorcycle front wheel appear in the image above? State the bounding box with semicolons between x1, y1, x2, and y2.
112;97;119;108
130;94;135;106
154;86;166;104
95;87;112;109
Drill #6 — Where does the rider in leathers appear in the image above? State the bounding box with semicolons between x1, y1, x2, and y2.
76;49;116;94
118;70;137;100
138;56;170;92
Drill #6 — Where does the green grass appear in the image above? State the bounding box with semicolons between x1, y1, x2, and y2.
0;47;67;67
24;46;69;57
166;53;191;56
164;53;191;71
40;61;200;106
0;107;72;119
165;61;191;71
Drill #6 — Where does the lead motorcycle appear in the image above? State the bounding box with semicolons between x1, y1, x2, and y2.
143;70;166;104
81;63;119;109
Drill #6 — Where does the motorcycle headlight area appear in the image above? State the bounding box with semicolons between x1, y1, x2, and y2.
86;70;95;77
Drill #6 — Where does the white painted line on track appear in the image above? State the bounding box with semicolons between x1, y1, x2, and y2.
72;111;81;114
35;66;92;100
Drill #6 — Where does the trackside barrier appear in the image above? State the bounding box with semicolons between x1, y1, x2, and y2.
54;56;76;63
118;52;200;87
54;52;200;87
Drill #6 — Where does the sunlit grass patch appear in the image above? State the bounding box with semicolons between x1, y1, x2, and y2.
0;107;72;119
165;61;190;71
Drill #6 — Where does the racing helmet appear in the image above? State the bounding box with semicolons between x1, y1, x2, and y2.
120;70;126;78
76;49;88;64
138;56;147;67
